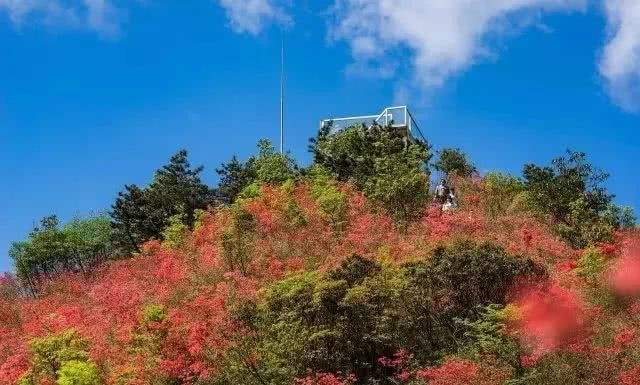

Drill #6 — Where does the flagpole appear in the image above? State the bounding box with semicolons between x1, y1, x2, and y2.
280;30;285;154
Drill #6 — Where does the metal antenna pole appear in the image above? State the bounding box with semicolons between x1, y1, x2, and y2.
279;30;285;154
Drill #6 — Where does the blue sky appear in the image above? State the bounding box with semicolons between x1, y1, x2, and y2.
0;0;639;272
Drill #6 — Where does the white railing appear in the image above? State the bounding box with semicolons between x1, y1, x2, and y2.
320;105;426;142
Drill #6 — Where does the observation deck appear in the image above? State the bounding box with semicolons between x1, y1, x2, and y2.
320;105;426;142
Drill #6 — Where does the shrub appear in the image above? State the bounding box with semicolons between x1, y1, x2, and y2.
575;248;607;284
309;166;347;229
19;330;99;385
482;172;526;217
161;212;189;249
56;360;100;385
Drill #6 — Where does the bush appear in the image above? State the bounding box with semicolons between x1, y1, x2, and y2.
482;173;526;217
309;166;347;229
575;248;607;284
56;361;100;385
19;330;99;385
161;213;189;249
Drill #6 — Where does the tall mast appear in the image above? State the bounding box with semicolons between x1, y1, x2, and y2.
279;30;285;154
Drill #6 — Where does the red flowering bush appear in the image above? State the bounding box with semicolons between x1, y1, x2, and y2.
416;358;508;385
510;283;589;361
610;231;640;297
295;373;357;385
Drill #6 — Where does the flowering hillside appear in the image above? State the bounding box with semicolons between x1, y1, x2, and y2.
2;173;639;385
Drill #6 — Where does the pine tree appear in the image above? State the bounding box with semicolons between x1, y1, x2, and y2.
110;150;215;255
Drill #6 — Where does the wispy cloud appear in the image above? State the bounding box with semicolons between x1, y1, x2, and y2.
600;0;640;112
0;0;123;37
216;0;291;35
328;0;586;90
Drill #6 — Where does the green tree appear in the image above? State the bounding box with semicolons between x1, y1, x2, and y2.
523;150;611;222
216;155;257;204
223;244;542;384
110;150;216;255
253;139;297;184
523;151;616;247
602;204;636;229
62;215;113;271
426;241;545;320
109;184;150;254
310;123;432;186
221;205;257;275
433;148;477;177
9;240;38;293
56;361;100;385
364;144;430;228
308;165;347;230
10;215;113;289
10;216;68;288
161;212;189;249
310;123;432;226
456;304;523;371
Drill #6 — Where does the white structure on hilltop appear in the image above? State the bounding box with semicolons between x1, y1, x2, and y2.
320;105;426;142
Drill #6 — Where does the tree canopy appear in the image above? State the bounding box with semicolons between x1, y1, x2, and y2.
9;215;113;291
521;150;630;247
110;150;215;255
433;148;477;177
310;123;432;226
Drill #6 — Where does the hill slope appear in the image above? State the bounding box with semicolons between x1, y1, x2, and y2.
2;176;639;385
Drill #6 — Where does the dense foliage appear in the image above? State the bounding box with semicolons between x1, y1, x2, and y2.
9;215;113;293
433;148;477;177
522;150;634;248
110;150;216;255
310;123;432;226
3;125;638;385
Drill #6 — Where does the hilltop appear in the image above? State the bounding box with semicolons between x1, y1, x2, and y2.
1;124;638;385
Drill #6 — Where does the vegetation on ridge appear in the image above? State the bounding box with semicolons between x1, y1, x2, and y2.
2;122;638;385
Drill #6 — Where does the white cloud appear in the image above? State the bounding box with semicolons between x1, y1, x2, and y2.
600;0;640;112
0;0;122;37
217;0;291;35
329;0;586;89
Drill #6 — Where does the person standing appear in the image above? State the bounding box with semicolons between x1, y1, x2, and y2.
434;179;449;205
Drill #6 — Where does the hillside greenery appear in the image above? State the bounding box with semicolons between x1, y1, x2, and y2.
2;124;638;385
